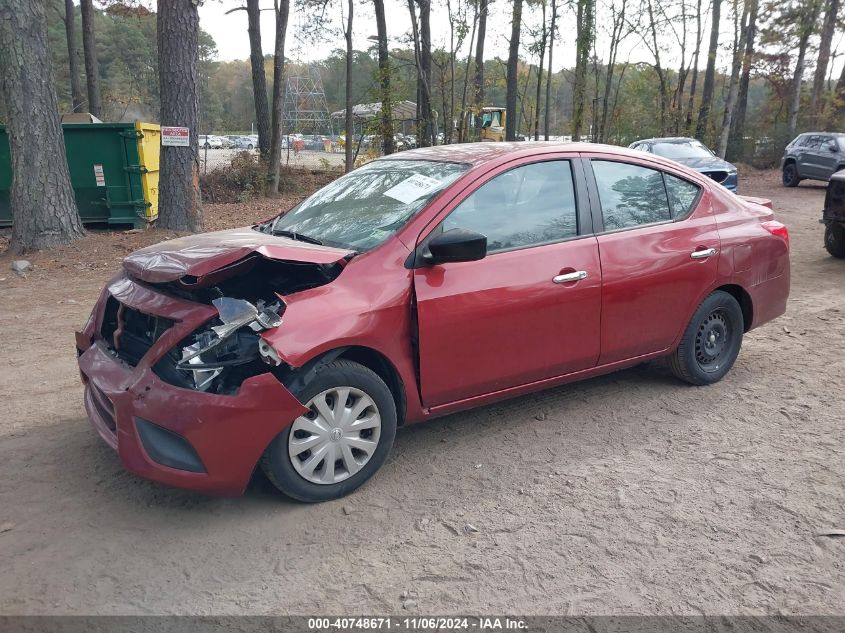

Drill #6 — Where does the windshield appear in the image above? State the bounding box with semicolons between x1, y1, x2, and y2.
651;140;714;159
268;160;469;251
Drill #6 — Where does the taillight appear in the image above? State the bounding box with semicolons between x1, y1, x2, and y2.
762;220;789;250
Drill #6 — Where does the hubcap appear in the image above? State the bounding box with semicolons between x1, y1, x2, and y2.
288;387;381;485
695;309;731;373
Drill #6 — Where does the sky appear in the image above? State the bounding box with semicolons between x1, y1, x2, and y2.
200;0;595;70
189;1;842;81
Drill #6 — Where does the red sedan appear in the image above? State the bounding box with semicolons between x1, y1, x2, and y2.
76;143;790;502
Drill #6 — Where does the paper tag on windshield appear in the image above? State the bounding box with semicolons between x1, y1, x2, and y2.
383;174;441;204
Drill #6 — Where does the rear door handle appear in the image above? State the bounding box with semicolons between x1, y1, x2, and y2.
690;247;718;259
553;271;588;284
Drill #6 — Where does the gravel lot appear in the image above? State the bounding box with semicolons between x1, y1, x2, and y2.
0;169;843;615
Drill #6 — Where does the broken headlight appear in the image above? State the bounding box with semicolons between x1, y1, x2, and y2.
174;297;283;392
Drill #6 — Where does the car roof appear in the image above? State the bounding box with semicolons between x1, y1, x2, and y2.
379;141;660;167
634;137;702;144
796;132;845;137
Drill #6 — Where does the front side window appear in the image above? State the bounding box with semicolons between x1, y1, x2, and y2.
805;135;823;150
442;160;579;252
593;161;672;230
268;159;469;251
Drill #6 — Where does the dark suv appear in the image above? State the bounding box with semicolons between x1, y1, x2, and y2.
782;132;845;187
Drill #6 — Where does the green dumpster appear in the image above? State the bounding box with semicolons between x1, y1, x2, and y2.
0;121;160;229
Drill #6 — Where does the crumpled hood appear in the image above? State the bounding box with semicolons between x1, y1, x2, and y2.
672;156;736;172
123;227;353;283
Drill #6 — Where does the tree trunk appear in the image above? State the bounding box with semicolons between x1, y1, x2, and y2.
458;0;478;142
572;0;594;141
717;0;749;158
64;0;84;113
684;0;703;133
533;0;547;140
695;0;721;141
408;0;433;146
157;0;203;231
80;0;102;118
419;0;433;145
788;3;821;137
474;0;488;110
727;0;757;161
0;0;84;252
373;0;394;154
505;0;523;141
646;0;668;134
811;0;838;123
268;0;290;193
445;0;456;143
246;0;271;157
344;0;354;171
599;0;625;143
544;0;557;140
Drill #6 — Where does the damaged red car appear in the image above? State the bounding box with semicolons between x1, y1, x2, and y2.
76;143;790;502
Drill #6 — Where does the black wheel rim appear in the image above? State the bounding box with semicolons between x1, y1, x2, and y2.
784;166;794;184
695;308;732;373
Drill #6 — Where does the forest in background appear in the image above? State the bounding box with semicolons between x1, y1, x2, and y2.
33;0;845;168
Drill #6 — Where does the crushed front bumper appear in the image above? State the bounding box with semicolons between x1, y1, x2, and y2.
76;275;307;496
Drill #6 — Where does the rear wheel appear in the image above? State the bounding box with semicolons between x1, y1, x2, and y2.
782;162;800;187
668;291;744;385
825;223;845;258
261;360;397;502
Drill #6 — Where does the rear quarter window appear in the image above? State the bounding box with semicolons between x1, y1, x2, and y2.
664;173;702;219
592;161;672;230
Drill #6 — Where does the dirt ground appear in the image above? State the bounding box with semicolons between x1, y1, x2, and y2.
0;169;843;616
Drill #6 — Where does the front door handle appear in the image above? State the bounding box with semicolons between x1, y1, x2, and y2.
690;247;718;259
553;270;588;284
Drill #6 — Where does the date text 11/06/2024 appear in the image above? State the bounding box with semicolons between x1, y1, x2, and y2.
308;617;528;630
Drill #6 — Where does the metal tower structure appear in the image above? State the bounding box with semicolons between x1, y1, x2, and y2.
282;67;333;135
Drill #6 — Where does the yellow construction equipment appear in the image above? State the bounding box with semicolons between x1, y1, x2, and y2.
459;106;507;142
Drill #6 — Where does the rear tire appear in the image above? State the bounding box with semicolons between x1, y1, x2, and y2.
825;223;845;258
668;291;744;386
782;162;800;187
261;360;397;502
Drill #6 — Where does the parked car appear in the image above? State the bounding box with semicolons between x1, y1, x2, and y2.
781;132;845;187
198;135;223;149
76;142;790;502
822;171;845;257
299;135;329;151
630;137;738;192
232;136;256;150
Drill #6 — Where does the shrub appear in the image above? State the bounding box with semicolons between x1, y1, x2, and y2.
200;151;267;203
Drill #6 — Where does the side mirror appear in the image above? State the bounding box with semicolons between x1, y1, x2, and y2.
424;228;487;265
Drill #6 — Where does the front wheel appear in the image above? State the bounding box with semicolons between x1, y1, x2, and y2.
668;291;744;385
825;223;845;258
261;360;397;502
782;163;800;187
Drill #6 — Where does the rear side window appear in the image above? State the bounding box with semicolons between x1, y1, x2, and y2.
592;161;671;230
664;173;701;218
790;135;807;148
442;160;578;252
